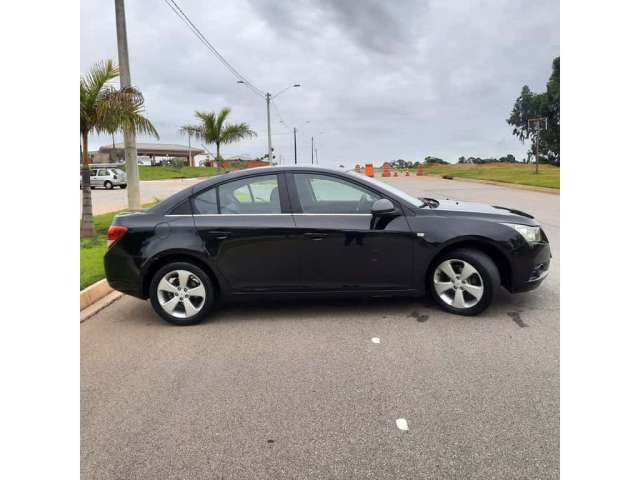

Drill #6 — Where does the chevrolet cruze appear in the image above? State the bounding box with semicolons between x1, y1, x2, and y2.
105;166;550;325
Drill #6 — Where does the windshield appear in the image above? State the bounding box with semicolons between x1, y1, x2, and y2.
112;169;125;175
347;171;424;207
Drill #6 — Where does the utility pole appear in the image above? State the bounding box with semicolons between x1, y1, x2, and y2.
293;127;298;164
115;0;140;209
311;136;314;164
187;131;192;167
315;147;318;165
535;131;539;174
237;82;299;166
266;93;273;165
528;117;547;175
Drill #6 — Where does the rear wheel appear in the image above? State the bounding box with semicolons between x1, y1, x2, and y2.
104;180;113;189
120;184;127;189
149;262;215;325
429;248;499;316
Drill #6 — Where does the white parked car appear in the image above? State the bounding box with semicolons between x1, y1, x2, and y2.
80;168;127;190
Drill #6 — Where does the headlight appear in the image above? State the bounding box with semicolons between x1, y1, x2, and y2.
501;223;542;243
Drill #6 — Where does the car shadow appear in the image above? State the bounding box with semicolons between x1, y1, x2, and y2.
209;295;429;324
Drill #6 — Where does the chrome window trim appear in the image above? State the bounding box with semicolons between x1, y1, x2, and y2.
165;213;373;217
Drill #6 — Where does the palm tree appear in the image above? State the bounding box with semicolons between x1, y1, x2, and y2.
179;124;200;167
190;108;256;170
80;60;159;237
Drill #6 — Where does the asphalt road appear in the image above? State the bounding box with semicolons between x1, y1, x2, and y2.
81;176;559;480
80;177;210;215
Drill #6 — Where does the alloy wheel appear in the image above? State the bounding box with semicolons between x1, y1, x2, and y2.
433;258;484;309
156;269;207;319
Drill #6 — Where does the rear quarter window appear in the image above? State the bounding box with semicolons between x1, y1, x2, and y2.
192;188;218;214
171;199;193;215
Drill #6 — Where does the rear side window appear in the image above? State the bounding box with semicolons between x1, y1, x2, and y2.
218;175;281;214
192;188;218;214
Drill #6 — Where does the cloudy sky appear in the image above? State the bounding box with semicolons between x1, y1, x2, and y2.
81;0;559;167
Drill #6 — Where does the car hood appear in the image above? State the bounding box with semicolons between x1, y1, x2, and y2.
417;198;537;224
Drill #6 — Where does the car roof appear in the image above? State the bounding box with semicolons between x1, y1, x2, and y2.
190;165;350;193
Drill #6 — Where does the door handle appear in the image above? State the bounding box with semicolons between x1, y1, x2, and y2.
303;232;328;240
207;230;231;240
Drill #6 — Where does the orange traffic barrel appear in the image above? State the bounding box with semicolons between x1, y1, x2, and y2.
355;163;361;173
417;165;424;176
365;163;374;177
382;162;391;177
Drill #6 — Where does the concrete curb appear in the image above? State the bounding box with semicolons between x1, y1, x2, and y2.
435;175;560;195
80;279;115;311
80;290;123;323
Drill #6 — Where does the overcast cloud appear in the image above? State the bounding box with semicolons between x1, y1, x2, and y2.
80;0;559;167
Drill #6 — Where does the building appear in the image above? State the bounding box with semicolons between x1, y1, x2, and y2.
193;153;270;169
94;143;205;166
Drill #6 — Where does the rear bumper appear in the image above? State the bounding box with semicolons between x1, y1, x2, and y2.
508;242;552;293
104;247;146;299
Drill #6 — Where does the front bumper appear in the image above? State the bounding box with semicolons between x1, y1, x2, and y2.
508;242;552;293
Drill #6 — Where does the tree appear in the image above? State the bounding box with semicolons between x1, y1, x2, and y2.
189;108;256;171
179;125;200;167
507;57;560;165
498;154;517;163
391;159;407;169
424;156;447;165
80;60;159;237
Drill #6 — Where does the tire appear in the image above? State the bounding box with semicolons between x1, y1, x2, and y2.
104;181;113;189
149;261;215;326
428;248;500;316
120;184;127;189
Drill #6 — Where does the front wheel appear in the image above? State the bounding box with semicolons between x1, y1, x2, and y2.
429;248;499;316
149;262;215;325
120;184;127;189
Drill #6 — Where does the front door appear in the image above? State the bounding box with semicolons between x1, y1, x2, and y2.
193;173;300;293
287;172;415;292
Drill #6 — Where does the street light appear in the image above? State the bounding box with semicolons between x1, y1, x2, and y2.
237;81;301;165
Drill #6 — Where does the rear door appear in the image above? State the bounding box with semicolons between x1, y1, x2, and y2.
192;173;300;293
94;168;109;187
286;172;415;292
89;169;99;186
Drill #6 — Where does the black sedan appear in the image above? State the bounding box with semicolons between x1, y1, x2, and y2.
105;166;551;325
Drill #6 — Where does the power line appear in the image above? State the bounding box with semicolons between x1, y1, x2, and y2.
161;0;265;98
271;100;291;129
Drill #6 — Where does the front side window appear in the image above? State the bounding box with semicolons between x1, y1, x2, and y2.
217;175;282;214
98;169;108;176
293;173;381;214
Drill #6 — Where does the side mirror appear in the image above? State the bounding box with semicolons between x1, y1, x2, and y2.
371;198;395;215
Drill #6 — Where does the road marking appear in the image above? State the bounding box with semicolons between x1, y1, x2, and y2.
371;337;381;344
396;418;409;431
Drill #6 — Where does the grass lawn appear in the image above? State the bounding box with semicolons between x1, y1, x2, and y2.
80;202;156;290
138;166;229;181
413;163;560;189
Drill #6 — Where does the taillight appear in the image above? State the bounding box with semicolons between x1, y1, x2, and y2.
107;225;128;248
